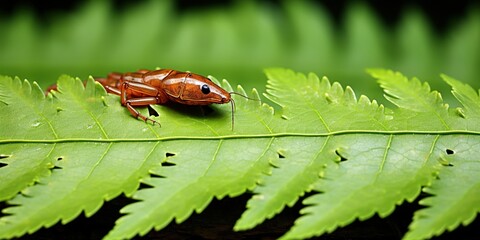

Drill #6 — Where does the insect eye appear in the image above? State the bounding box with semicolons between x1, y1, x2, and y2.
201;84;210;94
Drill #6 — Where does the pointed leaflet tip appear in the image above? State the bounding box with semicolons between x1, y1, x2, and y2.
221;79;234;93
31;81;46;101
344;86;357;104
56;75;82;94
441;74;480;118
369;69;448;113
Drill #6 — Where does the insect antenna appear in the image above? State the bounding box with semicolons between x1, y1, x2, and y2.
229;92;258;101
230;98;236;131
228;92;259;130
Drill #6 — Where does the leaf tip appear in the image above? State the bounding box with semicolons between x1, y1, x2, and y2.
220;78;233;92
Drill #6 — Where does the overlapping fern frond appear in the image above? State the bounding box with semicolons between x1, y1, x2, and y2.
0;0;478;102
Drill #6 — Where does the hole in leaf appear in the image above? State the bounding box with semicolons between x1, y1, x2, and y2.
161;161;176;167
0;162;7;168
52;165;63;170
57;156;64;161
148;105;159;117
0;154;10;159
0;201;14;217
445;149;455;155
138;182;154;190
277;150;286;159
278;153;285;159
165;152;176;158
335;149;348;162
149;171;166;178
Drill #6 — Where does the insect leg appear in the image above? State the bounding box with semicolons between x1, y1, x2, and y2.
119;81;167;125
120;81;161;107
104;85;121;95
125;97;162;125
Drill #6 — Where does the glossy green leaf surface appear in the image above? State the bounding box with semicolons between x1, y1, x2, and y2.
0;69;478;240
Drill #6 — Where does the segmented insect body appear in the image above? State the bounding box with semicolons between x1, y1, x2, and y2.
91;69;236;128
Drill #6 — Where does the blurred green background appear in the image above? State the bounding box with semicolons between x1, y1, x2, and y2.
0;0;479;105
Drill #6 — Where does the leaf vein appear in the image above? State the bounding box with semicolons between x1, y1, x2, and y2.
423;135;440;167
70;90;110;139
79;143;113;187
309;102;331;132
204;140;223;175
376;134;393;179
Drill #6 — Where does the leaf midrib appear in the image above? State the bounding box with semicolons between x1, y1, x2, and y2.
1;130;479;144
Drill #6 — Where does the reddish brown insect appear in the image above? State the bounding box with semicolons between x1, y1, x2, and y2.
48;69;247;129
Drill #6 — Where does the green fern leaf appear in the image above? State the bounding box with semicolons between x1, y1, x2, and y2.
402;75;480;240
403;137;480;240
0;77;57;201
0;76;165;236
369;68;453;130
0;69;479;240
443;74;480;119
